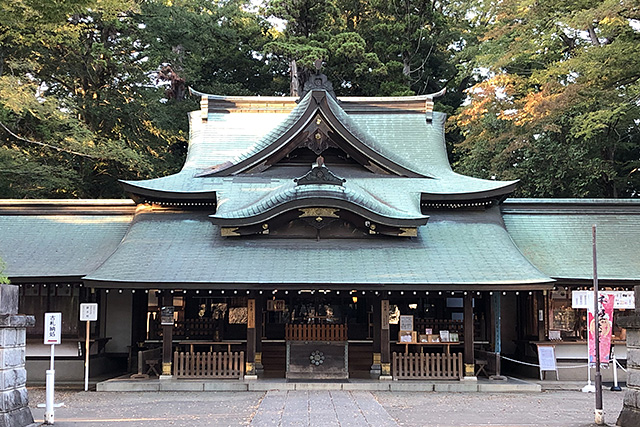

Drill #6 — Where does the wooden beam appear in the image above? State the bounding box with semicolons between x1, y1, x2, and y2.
161;293;174;376
246;298;256;377
371;295;382;378
464;293;475;377
380;299;391;378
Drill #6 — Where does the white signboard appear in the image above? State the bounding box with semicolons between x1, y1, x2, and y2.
399;315;414;331
572;290;635;310
44;312;62;345
537;344;558;380
80;303;98;321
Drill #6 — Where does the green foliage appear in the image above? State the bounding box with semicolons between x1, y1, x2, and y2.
263;0;470;98
0;0;273;198
1;0;638;199
450;0;640;198
139;0;278;95
0;258;9;284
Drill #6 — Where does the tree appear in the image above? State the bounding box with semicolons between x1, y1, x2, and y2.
450;0;640;197
0;258;9;284
138;0;278;96
0;0;183;197
263;0;394;96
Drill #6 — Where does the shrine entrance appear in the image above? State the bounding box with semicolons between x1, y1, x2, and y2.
136;289;494;381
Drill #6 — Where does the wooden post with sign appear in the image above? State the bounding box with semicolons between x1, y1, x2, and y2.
160;294;174;377
380;300;391;379
246;299;256;378
80;303;98;392
44;312;61;425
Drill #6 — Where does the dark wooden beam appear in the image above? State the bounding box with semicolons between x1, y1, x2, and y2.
161;292;174;376
246;298;256;377
371;295;382;378
380;299;391;378
464;293;475;377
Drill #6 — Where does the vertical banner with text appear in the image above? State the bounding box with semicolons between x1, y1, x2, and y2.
588;293;615;365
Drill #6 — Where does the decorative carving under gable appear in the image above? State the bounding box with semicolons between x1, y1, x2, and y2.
300;215;339;230
301;114;336;154
294;162;346;186
299;208;340;218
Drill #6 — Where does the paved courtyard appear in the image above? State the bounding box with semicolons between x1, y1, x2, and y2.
27;387;625;426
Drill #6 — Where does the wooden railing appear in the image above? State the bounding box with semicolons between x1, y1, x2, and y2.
285;324;347;341
173;351;244;379
392;352;463;380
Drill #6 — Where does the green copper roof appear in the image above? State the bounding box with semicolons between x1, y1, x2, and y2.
502;199;640;281
0;200;134;280
211;180;429;227
83;207;552;289
122;164;517;210
122;91;517;201
198;92;314;175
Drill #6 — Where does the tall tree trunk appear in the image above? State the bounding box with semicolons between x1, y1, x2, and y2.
290;59;299;97
587;24;601;47
402;53;411;77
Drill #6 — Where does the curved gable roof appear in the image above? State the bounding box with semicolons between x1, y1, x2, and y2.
197;90;432;178
210;181;429;228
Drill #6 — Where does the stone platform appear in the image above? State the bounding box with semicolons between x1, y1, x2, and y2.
96;376;541;393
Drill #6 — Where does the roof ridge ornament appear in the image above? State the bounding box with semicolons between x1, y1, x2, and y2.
298;60;337;103
294;157;346;186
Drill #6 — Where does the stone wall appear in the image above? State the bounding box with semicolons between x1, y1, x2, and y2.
0;285;35;427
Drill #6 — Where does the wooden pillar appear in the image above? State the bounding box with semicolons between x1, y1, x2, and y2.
370;296;382;378
245;298;257;379
463;292;475;377
491;292;503;377
537;291;546;341
380;299;391;379
255;295;264;374
131;290;148;347
161;292;174;377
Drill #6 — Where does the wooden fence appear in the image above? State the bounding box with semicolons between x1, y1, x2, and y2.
173;351;244;379
285;324;347;341
392;352;463;380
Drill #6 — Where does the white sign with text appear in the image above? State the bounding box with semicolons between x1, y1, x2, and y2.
80;303;98;321
44;312;62;345
572;290;635;310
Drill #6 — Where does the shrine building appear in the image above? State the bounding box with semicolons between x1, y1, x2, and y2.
1;75;639;384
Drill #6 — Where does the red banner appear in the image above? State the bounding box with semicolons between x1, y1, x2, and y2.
588;293;615;365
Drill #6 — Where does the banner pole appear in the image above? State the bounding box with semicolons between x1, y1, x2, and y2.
593;225;604;425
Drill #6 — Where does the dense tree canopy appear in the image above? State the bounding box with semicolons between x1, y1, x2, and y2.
450;0;640;198
0;0;638;198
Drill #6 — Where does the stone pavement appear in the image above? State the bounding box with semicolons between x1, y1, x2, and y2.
250;391;396;426
27;387;626;426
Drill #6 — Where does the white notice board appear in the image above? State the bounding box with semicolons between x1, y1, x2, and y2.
80;303;98;321
572;290;635;310
44;312;62;345
537;344;558;380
